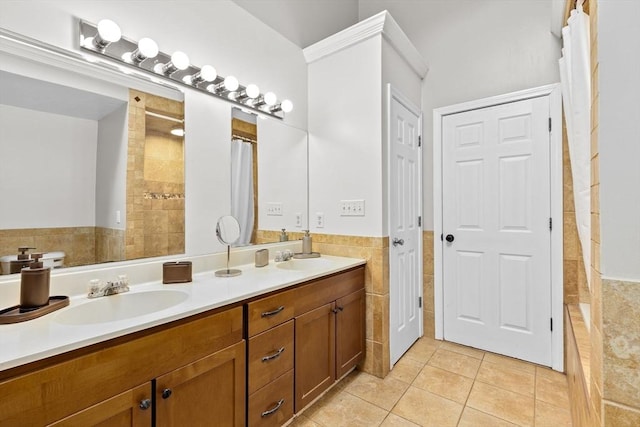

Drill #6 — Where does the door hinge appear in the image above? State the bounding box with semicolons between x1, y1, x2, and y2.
550;318;553;331
418;136;422;147
419;296;422;308
548;117;552;132
418;216;422;227
549;217;552;231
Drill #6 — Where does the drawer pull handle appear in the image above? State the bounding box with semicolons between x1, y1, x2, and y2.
261;399;285;417
262;347;285;362
139;398;152;410
261;306;285;317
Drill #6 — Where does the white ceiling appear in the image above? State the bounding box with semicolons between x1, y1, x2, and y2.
232;0;360;48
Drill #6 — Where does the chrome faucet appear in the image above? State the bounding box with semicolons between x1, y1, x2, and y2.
87;275;130;298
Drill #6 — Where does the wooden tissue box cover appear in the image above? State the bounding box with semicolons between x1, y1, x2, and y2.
163;261;192;284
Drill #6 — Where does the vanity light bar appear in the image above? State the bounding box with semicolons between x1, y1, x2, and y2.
79;19;292;119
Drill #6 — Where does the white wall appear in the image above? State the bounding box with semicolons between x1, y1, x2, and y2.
0;105;97;228
598;0;640;281
258;119;308;232
0;0;308;130
308;36;383;236
381;37;423;235
1;0;310;258
95;104;128;230
184;90;232;256
359;0;562;229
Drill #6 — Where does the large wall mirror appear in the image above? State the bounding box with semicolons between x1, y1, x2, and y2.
0;31;308;276
231;108;308;246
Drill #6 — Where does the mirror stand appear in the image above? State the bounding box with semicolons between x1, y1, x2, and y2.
214;215;242;277
215;245;242;277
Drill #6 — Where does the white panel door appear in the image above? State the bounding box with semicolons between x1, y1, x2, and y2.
442;96;552;365
389;88;422;366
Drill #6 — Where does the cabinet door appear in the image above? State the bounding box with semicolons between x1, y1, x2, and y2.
294;302;335;412
48;383;152;427
156;340;245;427
335;288;366;379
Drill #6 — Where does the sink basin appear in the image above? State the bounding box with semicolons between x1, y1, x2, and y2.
276;257;332;271
54;290;189;325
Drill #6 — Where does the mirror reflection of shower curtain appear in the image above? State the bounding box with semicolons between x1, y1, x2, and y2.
231;139;254;245
559;4;591;288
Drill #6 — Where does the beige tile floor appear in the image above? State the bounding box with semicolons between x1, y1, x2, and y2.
290;338;572;427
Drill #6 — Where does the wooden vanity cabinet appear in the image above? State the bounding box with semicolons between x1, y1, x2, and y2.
155;340;245;426
48;383;152;427
246;294;296;426
0;306;244;427
293;268;366;412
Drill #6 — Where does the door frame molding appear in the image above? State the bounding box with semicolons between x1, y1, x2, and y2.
387;84;423;368
433;84;564;371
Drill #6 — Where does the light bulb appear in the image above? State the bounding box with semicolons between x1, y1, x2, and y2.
89;19;121;50
138;38;159;58
264;92;277;106
281;100;293;113
97;19;121;43
184;65;217;85
122;37;158;64
246;84;260;99
171;51;190;70
199;65;217;82
224;76;239;92
156;51;190;75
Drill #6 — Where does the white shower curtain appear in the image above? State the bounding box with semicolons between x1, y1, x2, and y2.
230;139;254;246
559;4;591;287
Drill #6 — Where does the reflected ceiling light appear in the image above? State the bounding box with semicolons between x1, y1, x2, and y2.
235;83;260;102
122;37;158;64
170;127;185;137
208;75;239;94
83;19;121;50
183;65;217;86
153;51;190;75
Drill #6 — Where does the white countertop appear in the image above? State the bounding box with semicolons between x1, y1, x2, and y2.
0;255;365;372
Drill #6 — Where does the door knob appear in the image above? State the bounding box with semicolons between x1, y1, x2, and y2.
162;388;172;399
445;234;455;243
139;399;152;410
392;238;404;247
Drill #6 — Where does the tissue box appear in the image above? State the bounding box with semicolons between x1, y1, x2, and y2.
163;261;192;284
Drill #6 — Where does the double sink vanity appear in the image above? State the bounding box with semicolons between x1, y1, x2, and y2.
0;252;366;426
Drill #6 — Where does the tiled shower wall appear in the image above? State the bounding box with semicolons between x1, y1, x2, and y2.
127;90;185;261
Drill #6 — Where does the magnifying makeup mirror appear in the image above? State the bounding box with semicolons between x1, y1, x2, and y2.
215;215;242;277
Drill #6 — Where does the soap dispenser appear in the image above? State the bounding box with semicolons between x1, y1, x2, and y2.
302;230;312;254
20;253;51;310
279;228;289;242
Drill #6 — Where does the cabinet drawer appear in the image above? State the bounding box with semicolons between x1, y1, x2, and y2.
247;289;296;336
248;320;294;394
294;267;364;315
248;370;294;427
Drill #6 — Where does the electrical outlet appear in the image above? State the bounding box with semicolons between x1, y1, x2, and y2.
339;199;365;216
266;202;283;216
316;212;324;228
295;212;302;227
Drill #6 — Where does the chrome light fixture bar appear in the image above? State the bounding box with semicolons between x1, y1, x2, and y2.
79;20;292;119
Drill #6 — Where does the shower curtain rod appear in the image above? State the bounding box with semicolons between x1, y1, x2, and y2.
232;133;257;144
